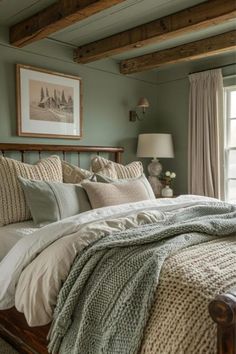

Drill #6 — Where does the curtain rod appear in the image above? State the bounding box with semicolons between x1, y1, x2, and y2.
189;62;236;75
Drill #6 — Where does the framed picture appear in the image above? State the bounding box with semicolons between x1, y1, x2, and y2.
16;64;82;139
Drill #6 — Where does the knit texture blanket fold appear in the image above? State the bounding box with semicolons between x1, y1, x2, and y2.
48;203;236;354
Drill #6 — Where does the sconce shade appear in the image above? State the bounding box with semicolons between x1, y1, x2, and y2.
137;97;150;109
137;133;174;158
129;97;150;122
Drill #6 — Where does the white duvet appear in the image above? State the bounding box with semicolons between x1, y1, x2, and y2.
0;195;218;327
0;221;36;261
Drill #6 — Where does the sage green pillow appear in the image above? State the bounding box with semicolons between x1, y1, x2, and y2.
18;177;91;227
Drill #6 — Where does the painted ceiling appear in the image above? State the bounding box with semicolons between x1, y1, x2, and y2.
0;0;235;63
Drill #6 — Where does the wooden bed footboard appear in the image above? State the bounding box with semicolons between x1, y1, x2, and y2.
209;291;236;354
0;308;50;354
0;296;236;353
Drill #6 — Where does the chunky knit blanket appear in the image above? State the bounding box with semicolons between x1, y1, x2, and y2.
48;203;236;354
140;234;236;353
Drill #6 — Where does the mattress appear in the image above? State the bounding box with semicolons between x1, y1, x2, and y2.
0;221;37;261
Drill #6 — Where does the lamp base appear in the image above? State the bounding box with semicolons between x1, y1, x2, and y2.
147;159;163;196
148;176;163;197
148;158;162;177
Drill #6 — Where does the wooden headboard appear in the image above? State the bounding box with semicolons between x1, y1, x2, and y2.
0;143;124;164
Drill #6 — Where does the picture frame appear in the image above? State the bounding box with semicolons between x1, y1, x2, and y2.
16;64;82;139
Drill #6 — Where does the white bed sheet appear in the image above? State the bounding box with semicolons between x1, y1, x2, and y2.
0;221;36;261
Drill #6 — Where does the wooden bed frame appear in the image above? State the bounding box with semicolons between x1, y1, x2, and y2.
0;143;123;163
0;143;235;354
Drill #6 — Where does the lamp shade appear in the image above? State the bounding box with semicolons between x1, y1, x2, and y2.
137;97;150;109
137;133;174;158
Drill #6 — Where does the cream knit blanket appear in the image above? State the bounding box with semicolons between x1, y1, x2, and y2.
141;235;236;354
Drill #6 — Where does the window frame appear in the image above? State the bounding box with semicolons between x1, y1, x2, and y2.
224;85;236;202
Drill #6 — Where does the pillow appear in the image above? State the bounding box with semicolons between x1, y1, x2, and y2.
62;161;93;184
0;156;63;226
91;156;143;179
82;174;155;209
95;162;118;179
96;174;129;183
19;177;91;227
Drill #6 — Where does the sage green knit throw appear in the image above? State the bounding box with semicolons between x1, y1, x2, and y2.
48;203;236;354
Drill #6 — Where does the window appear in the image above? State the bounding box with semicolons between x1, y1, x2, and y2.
225;86;236;203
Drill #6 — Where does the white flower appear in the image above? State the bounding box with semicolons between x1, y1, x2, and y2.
165;171;171;176
170;172;176;178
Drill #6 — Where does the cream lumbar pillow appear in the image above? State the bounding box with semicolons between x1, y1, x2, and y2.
82;174;155;209
91;156;143;179
0;156;62;225
62;161;93;184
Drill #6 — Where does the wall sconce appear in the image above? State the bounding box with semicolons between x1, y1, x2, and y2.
129;97;150;122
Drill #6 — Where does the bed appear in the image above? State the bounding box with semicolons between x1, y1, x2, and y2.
0;143;235;354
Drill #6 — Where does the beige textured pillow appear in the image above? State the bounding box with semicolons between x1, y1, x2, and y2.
91;156;143;179
62;161;93;184
0;156;62;225
82;175;155;209
95;162;118;179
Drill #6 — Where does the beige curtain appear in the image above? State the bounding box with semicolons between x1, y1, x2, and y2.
188;69;223;198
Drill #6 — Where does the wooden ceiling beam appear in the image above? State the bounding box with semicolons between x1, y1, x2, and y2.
120;30;236;74
74;0;236;63
10;0;126;47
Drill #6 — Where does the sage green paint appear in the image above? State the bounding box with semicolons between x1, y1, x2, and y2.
0;24;235;195
3;0;233;62
0;28;157;167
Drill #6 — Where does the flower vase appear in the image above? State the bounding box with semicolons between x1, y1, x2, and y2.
161;185;173;198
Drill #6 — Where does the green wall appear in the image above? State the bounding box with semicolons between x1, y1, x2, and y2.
0;27;157;166
0;25;235;194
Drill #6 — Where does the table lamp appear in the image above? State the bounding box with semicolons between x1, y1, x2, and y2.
137;133;174;196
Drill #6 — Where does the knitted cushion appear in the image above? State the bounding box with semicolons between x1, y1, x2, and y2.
94;162;118;179
0;156;62;225
91;156;143;179
62;161;93;184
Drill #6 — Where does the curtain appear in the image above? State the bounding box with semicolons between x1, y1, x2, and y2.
188;69;223;198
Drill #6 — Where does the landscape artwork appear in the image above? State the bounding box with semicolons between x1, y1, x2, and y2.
29;80;74;123
17;64;82;139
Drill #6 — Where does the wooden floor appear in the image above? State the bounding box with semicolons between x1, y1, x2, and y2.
0;308;49;354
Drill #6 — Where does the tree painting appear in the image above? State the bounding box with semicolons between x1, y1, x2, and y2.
30;79;74;123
